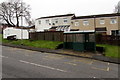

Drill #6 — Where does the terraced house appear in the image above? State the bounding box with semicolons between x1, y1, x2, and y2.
70;13;120;35
35;14;75;32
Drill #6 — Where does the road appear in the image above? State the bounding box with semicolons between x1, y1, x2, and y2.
1;45;119;78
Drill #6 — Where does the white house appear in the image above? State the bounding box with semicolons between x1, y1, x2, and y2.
35;14;75;32
3;27;29;39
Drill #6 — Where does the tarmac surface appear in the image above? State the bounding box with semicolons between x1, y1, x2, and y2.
2;43;120;64
1;45;119;78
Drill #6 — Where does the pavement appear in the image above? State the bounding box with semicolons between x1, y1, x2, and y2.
2;43;120;64
1;45;119;78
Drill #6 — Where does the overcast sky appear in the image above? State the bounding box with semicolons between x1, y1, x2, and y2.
0;0;120;19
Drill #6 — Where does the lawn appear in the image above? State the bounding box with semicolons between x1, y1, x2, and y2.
0;34;63;49
97;44;120;58
0;34;2;43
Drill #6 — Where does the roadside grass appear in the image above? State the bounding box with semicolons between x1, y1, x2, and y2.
0;34;2;43
2;39;63;49
0;34;63;49
96;44;120;58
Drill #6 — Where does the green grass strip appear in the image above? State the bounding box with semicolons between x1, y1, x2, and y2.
97;44;120;58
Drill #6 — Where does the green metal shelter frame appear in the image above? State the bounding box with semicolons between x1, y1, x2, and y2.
63;31;96;52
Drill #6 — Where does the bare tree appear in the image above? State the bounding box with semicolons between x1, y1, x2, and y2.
114;1;120;13
28;19;35;26
0;0;31;27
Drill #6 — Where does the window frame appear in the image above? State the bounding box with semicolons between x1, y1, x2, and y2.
75;21;79;26
46;19;49;24
38;20;41;24
111;30;120;36
55;19;58;23
83;20;89;26
63;18;68;23
110;18;117;24
100;19;105;24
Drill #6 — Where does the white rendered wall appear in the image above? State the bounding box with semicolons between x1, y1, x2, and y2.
35;16;73;32
3;27;29;39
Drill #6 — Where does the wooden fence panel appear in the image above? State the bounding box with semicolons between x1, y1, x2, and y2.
54;33;63;41
37;32;44;40
96;35;120;45
29;32;37;40
54;32;59;41
44;32;51;41
29;31;64;42
30;32;119;45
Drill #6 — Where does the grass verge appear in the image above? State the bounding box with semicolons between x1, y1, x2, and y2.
0;34;2;43
0;34;63;49
97;44;120;58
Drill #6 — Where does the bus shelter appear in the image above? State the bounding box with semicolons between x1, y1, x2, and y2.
63;31;96;52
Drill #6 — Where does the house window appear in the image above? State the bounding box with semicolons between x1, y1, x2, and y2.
52;23;55;25
75;22;79;26
100;19;105;24
46;20;49;24
110;18;117;24
55;21;58;23
55;19;58;23
83;20;89;26
63;18;68;23
111;30;120;36
38;20;41;24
